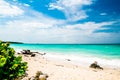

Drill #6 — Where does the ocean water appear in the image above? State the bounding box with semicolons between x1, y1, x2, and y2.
10;44;120;68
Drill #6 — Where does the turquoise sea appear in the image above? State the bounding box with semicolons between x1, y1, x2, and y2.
10;44;120;68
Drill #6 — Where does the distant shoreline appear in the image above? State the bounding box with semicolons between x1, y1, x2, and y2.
3;41;24;44
2;41;120;45
13;43;120;45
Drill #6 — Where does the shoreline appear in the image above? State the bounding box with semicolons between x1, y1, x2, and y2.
17;53;120;80
15;49;120;69
44;53;120;69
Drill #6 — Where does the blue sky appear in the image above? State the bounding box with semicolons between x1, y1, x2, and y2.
0;0;120;43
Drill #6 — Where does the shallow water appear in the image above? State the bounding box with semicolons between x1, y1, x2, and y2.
10;44;120;68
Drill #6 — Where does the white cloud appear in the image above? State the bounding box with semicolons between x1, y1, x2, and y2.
0;15;116;43
65;21;115;33
23;4;30;7
49;0;93;21
48;4;64;10
0;0;119;44
5;20;55;30
100;13;107;16
0;0;24;17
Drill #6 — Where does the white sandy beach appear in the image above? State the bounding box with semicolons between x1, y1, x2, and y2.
16;53;120;80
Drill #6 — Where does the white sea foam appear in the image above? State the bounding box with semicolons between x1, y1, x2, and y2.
14;49;120;68
44;52;120;68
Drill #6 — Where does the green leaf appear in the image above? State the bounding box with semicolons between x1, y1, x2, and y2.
0;57;7;67
18;69;24;76
12;64;18;70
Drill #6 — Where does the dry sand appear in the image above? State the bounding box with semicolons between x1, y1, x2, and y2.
19;54;120;80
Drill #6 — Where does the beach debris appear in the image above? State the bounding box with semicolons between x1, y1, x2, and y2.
31;52;46;55
35;71;43;79
20;49;35;57
19;50;46;57
21;50;32;55
31;54;36;57
66;59;71;61
17;52;21;54
28;71;48;80
89;61;103;70
39;74;48;80
56;64;64;67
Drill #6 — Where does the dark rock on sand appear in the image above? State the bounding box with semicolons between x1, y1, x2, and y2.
90;61;103;70
66;59;71;61
28;71;48;80
31;54;36;57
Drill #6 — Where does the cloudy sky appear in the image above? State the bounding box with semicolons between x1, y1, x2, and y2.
0;0;120;44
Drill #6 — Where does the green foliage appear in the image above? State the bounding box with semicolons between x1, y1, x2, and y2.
0;41;28;80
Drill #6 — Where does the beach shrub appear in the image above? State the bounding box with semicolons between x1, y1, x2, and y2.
0;41;28;80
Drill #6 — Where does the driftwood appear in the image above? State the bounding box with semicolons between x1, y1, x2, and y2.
21;50;32;55
19;50;46;57
32;52;46;55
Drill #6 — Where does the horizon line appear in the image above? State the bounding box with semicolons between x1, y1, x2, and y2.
2;41;120;45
